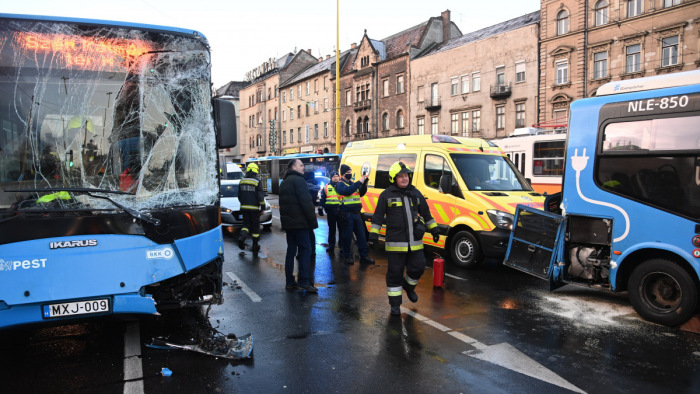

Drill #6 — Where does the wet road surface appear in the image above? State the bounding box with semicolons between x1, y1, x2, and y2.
1;208;699;393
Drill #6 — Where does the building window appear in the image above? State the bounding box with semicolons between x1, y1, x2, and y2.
298;128;302;143
290;88;294;100
626;44;641;73
594;51;608;79
290;108;294;120
305;82;310;95
397;75;405;94
461;112;469;136
594;1;608;26
357;118;363;134
662;36;679;67
283;130;287;144
451;78;459;96
314;79;318;93
314;124;319;139
627;0;641;18
290;129;294;143
382;113;389;130
282;91;286;103
298;85;302;98
472;72;481;91
461;75;469;93
664;0;681;7
556;61;568;84
417;118;425;135
345;120;351;136
397;110;404;128
305;126;310;143
496;66;505;86
557;10;569;35
383;79;389;97
417;85;424;102
451;113;459;134
430;83;439;106
274;85;278;97
496;106;505;130
324;97;328;110
515;103;525;128
364;118;369;134
256;134;262;146
431;116;438;135
324;122;328;138
346;90;352;106
305;103;310;117
472;110;481;132
282;110;287;121
515;62;526;83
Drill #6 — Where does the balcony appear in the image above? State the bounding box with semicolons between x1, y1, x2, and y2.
490;83;512;99
354;99;371;111
344;131;371;142
423;97;441;111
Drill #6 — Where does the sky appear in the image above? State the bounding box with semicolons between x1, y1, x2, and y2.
3;0;541;89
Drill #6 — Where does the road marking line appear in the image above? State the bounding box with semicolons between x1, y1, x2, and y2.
401;307;585;393
226;272;262;302
123;321;144;394
445;273;467;280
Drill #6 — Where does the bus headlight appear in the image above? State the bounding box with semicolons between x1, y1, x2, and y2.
487;210;514;230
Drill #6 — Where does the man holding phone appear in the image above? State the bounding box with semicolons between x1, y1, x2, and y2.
336;164;374;266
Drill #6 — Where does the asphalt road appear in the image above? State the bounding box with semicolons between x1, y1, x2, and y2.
1;208;699;393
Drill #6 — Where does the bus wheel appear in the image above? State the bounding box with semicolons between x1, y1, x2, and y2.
449;231;482;269
628;259;698;327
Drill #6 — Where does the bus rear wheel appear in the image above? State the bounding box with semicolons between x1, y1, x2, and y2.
628;259;698;327
449;231;482;269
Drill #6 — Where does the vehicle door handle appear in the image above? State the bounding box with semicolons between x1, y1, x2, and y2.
527;244;536;253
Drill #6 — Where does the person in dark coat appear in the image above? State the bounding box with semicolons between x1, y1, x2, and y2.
279;159;319;292
336;164;374;266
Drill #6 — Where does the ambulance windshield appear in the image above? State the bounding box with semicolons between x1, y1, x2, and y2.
451;154;532;192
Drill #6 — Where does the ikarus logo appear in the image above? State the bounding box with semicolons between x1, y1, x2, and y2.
0;258;48;272
146;247;175;260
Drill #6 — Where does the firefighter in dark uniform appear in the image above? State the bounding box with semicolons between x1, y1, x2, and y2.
238;162;265;253
368;161;440;315
318;171;343;253
336;164;374;266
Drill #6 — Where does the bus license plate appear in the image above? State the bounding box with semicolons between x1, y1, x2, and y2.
43;299;110;318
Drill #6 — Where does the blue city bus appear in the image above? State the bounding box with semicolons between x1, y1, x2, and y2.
505;70;700;326
0;14;237;328
248;153;340;196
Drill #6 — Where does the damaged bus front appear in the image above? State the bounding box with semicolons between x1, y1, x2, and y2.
0;14;237;328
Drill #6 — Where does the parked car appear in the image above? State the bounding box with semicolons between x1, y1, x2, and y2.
220;179;272;229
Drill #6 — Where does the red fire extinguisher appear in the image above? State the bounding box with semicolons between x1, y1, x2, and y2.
433;253;445;288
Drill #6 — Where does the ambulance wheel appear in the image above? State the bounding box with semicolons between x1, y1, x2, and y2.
449;231;482;269
628;259;698;327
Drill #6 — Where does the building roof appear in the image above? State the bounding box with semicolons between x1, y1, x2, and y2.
283;50;352;87
420;11;540;57
215;81;250;98
381;21;428;59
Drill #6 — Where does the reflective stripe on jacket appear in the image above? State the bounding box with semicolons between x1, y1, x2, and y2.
336;178;367;213
239;176;264;211
370;184;437;252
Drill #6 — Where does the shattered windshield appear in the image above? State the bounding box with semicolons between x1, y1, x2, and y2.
450;153;532;192
0;19;217;213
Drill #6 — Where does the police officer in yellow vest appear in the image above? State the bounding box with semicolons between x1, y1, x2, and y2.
368;161;440;315
336;164;374;266
319;171;343;253
238;163;265;253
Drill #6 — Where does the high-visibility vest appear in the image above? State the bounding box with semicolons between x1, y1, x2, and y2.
324;183;341;205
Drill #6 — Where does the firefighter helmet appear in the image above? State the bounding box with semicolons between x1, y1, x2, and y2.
246;162;259;174
389;161;412;183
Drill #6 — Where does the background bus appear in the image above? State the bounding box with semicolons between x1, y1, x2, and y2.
248;153;340;198
491;127;566;195
0;14;236;328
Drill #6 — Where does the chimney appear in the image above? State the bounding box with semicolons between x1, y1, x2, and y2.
308;49;312;55
351;43;357;49
441;10;451;43
326;54;330;60
319;57;323;62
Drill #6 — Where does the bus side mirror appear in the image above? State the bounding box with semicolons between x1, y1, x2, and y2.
439;174;452;194
213;98;237;149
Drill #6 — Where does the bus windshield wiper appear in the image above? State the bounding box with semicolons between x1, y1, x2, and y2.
4;187;161;226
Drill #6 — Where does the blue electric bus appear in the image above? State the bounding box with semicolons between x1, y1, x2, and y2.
505;70;700;326
0;14;237;328
248;153;340;196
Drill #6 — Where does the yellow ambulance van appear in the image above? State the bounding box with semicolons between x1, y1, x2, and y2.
341;134;545;268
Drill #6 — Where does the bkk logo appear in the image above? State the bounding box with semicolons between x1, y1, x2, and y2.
50;240;98;249
0;258;48;272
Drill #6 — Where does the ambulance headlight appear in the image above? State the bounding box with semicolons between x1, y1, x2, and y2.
487;210;514;230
